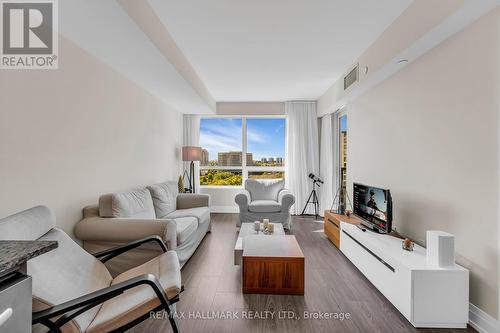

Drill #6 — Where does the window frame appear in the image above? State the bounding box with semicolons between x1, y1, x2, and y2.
199;115;286;188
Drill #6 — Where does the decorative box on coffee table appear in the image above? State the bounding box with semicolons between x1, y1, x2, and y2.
234;222;285;265
242;235;304;295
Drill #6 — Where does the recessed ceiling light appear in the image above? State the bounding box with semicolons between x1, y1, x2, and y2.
397;59;409;64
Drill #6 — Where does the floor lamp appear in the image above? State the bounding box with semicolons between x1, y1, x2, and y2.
182;146;202;193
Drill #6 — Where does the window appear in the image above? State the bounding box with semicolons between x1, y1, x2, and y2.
339;114;347;205
200;117;285;186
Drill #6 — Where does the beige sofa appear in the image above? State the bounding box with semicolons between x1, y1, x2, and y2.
75;181;210;275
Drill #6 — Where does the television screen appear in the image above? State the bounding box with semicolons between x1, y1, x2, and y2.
353;183;392;233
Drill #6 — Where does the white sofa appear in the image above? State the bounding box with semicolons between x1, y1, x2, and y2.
75;181;210;275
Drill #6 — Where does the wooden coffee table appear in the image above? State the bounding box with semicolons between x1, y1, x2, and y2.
234;223;285;265
242;235;304;295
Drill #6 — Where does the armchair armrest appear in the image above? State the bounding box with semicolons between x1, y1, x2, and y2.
235;190;251;211
177;193;210;209
93;236;168;263
278;189;295;212
74;216;177;250
32;274;178;331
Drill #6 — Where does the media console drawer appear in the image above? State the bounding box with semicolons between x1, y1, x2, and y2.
323;211;362;248
340;227;411;319
339;222;469;328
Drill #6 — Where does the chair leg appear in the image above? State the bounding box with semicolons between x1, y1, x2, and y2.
163;303;179;333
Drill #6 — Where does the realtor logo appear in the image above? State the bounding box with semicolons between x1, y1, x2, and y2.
1;0;58;69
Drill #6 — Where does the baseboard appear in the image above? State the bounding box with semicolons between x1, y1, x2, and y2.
210;205;239;213
469;303;499;333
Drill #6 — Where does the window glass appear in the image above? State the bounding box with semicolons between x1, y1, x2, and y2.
247;118;285;167
200;169;242;186
199;117;285;187
200;118;242;166
248;171;284;180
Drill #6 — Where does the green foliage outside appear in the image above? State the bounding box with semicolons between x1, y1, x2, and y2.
200;170;242;186
200;170;284;186
249;171;284;179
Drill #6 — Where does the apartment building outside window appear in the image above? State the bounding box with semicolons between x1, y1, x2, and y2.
199;117;285;186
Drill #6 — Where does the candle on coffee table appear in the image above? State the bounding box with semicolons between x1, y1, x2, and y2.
263;219;269;230
254;221;260;232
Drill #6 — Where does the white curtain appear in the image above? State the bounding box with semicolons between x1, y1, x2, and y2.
183;114;200;192
285;101;320;215
319;113;339;215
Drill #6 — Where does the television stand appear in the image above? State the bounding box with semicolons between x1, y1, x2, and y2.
340;222;469;328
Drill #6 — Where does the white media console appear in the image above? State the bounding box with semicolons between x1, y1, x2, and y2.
340;222;469;328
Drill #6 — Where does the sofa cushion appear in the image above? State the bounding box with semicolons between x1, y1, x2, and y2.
245;179;284;201
166;207;210;225
174;217;198;244
99;189;155;219
248;200;282;213
147;181;179;218
87;251;181;333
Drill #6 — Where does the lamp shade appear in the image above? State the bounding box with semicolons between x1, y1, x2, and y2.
182;146;202;161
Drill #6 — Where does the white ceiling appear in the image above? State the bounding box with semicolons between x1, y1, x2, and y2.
59;0;214;114
149;0;413;101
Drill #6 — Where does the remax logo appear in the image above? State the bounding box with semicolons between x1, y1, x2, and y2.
1;0;58;69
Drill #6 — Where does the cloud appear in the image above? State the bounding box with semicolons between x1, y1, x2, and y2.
247;128;267;144
200;120;242;159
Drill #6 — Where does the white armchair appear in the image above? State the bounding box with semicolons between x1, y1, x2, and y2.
235;179;295;230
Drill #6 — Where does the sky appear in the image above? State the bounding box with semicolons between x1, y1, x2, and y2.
340;114;347;131
200;118;286;161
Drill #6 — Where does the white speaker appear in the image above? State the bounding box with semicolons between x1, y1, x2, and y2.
426;231;455;267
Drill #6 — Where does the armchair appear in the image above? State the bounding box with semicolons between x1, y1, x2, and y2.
0;206;182;333
235;179;295;230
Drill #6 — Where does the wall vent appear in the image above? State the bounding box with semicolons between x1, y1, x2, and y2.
344;64;359;90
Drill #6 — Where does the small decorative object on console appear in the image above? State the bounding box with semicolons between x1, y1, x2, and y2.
345;210;352;217
268;223;274;234
402;238;414;251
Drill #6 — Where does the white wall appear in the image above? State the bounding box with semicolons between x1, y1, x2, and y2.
347;8;499;318
217;102;284;115
0;36;183;237
200;187;240;212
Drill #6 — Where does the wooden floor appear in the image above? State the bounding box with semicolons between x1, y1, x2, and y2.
130;214;475;333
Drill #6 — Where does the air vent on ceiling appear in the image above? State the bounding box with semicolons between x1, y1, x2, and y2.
344;64;359;90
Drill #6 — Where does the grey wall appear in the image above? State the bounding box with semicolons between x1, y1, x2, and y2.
347;8;499;318
0;36;183;237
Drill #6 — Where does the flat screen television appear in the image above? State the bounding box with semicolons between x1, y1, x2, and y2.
353;183;392;233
